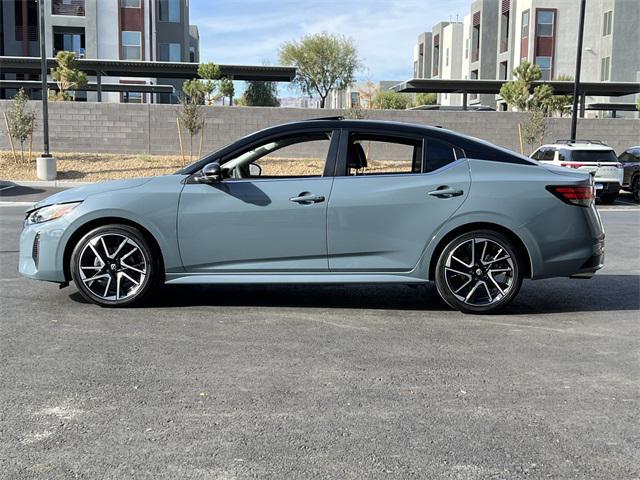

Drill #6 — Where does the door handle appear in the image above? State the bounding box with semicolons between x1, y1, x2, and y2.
289;192;325;204
427;187;464;198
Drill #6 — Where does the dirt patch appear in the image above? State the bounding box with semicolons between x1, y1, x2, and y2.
1;151;409;181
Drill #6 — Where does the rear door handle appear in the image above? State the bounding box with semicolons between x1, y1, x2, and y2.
427;187;464;198
289;192;325;204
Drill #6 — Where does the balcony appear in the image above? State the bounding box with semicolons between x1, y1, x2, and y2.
52;0;85;16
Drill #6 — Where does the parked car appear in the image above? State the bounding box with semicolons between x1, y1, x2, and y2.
618;146;640;202
530;140;623;204
19;119;605;313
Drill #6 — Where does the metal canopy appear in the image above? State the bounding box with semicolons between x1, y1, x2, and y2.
0;56;297;82
391;78;640;97
0;79;174;93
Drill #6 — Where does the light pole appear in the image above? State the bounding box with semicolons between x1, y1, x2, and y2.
37;0;56;180
570;0;587;142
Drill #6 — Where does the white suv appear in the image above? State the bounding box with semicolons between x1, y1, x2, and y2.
531;140;623;204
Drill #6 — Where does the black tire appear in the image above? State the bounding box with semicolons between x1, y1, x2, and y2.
70;224;161;307
434;230;524;314
632;176;640;203
599;192;618;204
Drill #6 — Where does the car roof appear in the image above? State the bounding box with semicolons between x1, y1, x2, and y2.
538;143;614;151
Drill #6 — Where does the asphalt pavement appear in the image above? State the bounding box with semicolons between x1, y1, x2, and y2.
0;186;638;479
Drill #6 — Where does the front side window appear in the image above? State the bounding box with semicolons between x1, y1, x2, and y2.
342;133;423;176
121;31;141;60
221;132;333;179
159;0;180;22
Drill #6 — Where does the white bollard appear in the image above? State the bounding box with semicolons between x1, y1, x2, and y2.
36;156;57;181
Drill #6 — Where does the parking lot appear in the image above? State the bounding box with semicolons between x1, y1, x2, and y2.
1;185;638;479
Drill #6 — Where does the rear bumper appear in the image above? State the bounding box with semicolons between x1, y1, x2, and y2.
595;182;620;195
570;235;605;279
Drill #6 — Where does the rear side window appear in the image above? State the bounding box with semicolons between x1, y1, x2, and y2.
568;150;617;162
425;139;459;172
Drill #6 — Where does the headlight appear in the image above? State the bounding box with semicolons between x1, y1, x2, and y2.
25;202;81;226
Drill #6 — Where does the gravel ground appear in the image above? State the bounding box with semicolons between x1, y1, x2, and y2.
0;194;638;479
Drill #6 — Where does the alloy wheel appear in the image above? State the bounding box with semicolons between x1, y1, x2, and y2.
443;237;515;307
77;233;148;301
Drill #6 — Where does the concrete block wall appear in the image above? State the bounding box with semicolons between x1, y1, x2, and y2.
1;101;638;158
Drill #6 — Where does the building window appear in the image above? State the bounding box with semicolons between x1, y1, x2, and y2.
465;38;469;59
535;56;552;80
121;31;142;60
350;92;360;108
600;56;611;81
470;69;478;100
53;27;86;57
433;35;439;76
121;0;141;7
536;10;554;37
499;61;509;80
122;91;143;103
52;0;85;16
159;43;181;62
520;9;530;61
445;48;449;67
602;10;613;36
500;3;510;53
159;0;180;22
472;12;481;62
14;0;39;42
189;46;196;62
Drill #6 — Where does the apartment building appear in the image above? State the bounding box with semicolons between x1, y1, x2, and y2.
412;0;640;114
0;0;199;103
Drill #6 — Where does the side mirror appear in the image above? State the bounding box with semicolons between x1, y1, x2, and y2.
198;162;222;183
249;162;262;177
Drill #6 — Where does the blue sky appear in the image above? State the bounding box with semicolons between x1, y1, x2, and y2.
190;0;471;96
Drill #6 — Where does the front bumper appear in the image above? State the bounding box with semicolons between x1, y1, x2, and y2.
18;219;68;283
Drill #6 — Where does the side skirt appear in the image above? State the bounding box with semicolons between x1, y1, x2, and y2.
164;273;428;285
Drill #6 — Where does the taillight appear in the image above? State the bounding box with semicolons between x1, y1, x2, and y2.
560;162;586;169
546;185;595;207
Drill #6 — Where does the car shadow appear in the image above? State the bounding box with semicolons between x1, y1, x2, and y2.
0;183;46;197
68;273;640;314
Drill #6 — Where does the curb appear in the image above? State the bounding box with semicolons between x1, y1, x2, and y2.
1;180;94;188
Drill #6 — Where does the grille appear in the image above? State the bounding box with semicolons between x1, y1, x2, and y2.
32;233;40;270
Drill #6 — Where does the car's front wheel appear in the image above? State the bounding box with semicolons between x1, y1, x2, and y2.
70;224;160;307
632;176;640;203
434;230;523;314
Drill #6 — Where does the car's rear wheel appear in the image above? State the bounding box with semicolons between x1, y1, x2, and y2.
434;230;523;314
70;224;160;307
599;191;618;204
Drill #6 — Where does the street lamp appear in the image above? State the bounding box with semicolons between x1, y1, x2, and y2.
37;0;56;180
570;0;587;142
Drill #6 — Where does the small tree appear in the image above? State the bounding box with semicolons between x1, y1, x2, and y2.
219;78;235;106
197;62;221;105
371;91;410;110
4;88;36;164
414;92;437;106
242;80;280;107
545;74;574;117
179;81;205;162
279;32;361;108
50;51;87;101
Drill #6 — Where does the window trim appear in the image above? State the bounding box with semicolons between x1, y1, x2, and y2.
602;10;613;36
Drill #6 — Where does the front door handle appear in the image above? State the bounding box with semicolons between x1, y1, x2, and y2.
427;187;464;198
289;192;325;205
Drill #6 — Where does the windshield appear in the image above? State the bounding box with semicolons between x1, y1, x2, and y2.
560;149;617;162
